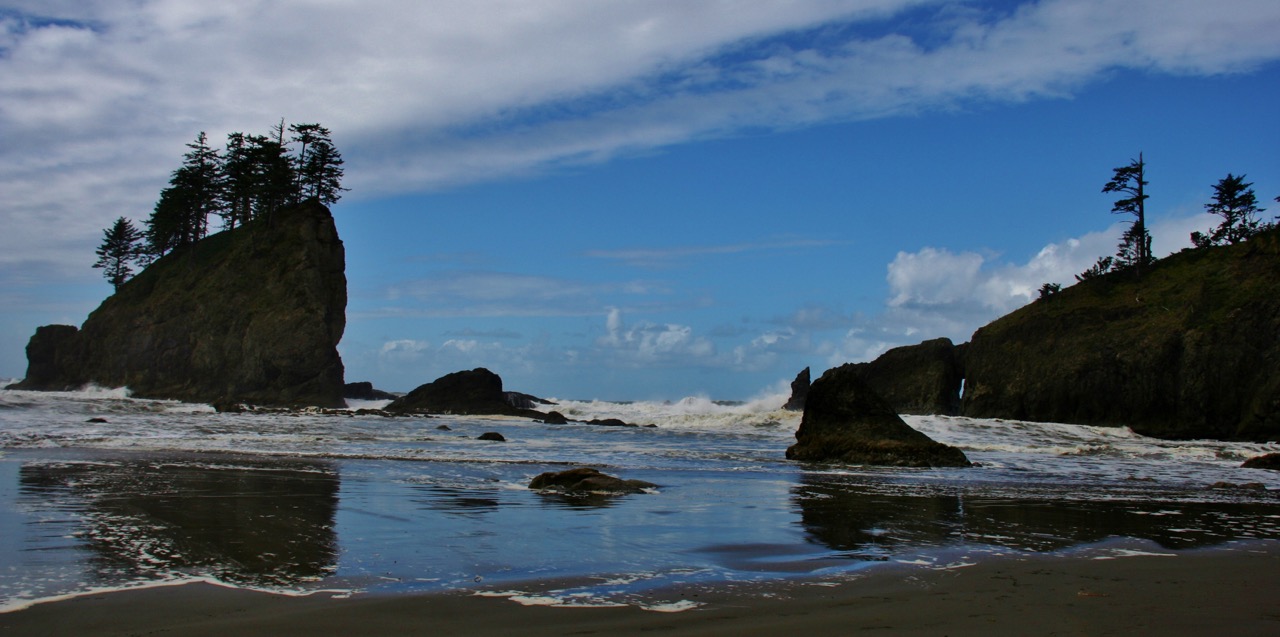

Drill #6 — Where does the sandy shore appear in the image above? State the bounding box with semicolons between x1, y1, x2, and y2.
4;546;1278;636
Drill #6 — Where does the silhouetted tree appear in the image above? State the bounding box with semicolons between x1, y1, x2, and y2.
1037;282;1061;299
217;132;256;230
290;123;347;205
145;132;221;255
1103;153;1153;275
1076;256;1114;282
94;217;145;290
1191;173;1265;247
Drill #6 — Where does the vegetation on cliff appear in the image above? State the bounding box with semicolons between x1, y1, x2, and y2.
12;201;347;407
963;226;1280;441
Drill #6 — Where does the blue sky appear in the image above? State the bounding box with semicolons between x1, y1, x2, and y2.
2;1;1279;400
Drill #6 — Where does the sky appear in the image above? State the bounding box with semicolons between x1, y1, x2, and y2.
2;1;1278;401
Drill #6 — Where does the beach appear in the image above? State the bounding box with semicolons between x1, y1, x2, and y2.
4;546;1278;636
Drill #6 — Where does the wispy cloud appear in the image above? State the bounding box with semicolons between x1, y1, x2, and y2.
585;237;843;267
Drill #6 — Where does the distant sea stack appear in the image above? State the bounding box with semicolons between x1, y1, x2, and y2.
9;201;347;407
786;363;971;468
962;228;1280;441
386;368;548;418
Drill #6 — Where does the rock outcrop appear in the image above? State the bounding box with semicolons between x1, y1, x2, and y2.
849;338;963;416
962;228;1280;441
786;363;970;467
343;382;398;401
9;201;346;407
528;467;657;494
385;368;546;418
782;367;810;411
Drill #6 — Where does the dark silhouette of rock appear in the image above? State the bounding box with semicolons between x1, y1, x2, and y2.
782;367;810;411
786;363;970;467
505;391;556;410
477;432;506;442
343;382;397;401
528;467;657;494
385;368;546;418
540;411;569;425
850;338;963;416
963;227;1280;440
1243;453;1280;470
8;201;346;407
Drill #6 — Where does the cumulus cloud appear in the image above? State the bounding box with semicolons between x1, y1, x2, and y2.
597;307;716;366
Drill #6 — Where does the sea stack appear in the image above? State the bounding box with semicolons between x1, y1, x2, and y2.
786;363;970;468
9;201;347;407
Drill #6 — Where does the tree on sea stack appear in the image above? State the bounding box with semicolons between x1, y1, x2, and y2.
786;364;970;468
1103;153;1153;276
93;217;146;290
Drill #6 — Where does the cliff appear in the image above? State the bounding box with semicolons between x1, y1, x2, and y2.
847;338;963;416
10;201;347;407
962;227;1280;441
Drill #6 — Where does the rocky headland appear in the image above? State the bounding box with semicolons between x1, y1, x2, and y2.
834;227;1280;442
8;201;347;407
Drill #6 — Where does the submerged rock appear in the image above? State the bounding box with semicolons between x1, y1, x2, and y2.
528;467;657;494
786;363;970;468
477;432;507;442
8;201;347;407
1243;453;1280;471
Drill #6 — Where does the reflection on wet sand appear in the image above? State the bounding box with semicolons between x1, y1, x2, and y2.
19;452;339;588
795;473;1280;557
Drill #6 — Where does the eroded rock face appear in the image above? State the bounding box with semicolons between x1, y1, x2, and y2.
782;367;810;411
786;363;970;468
9;201;346;407
962;228;1280;441
850;338;963;416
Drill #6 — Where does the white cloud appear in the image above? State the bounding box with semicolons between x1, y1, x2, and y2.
4;0;1279;276
596;306;716;365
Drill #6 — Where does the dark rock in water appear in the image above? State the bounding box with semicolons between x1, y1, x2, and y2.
786;363;970;468
1243;453;1280;470
850;338;963;416
528;467;657;494
782;367;810;411
86;417;108;424
478;432;506;442
962;227;1280;441
385;368;545;418
343;381;398;401
540;411;569;425
586;418;637;428
8;201;346;407
505;391;556;410
436;424;452;431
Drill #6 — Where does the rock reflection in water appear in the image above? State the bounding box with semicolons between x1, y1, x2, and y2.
18;452;339;588
795;474;1280;557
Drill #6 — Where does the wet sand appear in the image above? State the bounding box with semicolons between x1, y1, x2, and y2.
4;547;1278;636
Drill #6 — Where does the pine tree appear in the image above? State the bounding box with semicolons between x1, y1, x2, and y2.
1192;173;1264;247
94;217;145;290
144;132;221;255
1102;153;1153;275
290;123;347;205
218;132;256;230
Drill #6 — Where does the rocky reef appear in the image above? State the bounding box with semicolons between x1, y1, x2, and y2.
962;228;1280;441
9;201;347;407
786;363;971;468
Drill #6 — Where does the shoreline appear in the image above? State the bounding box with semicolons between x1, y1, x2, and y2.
4;544;1278;636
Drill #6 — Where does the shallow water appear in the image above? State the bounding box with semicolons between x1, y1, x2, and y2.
2;387;1279;611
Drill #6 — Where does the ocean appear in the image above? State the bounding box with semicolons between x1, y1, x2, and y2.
2;385;1279;612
